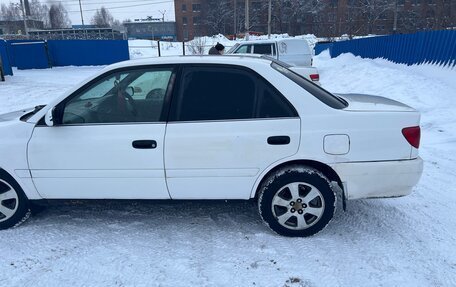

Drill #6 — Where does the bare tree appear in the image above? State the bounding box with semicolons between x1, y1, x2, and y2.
0;3;23;33
91;7;114;28
0;3;22;21
203;0;232;35
187;37;207;55
270;0;327;35
29;0;50;28
348;0;396;34
49;3;71;29
395;9;424;33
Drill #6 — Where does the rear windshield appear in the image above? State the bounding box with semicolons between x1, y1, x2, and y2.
271;62;348;109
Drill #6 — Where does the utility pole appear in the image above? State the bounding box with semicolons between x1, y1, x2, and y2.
19;0;28;36
78;0;85;25
393;0;398;33
233;0;237;39
268;0;272;39
245;0;249;40
78;0;87;39
159;10;166;22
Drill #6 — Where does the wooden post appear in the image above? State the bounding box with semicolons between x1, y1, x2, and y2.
158;40;161;57
182;41;186;55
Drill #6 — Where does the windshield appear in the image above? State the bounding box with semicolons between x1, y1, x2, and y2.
226;43;240;54
271;62;348;109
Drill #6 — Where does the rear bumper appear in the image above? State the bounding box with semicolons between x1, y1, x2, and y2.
332;157;423;200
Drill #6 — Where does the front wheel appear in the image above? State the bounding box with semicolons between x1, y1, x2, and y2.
0;172;31;230
258;166;336;237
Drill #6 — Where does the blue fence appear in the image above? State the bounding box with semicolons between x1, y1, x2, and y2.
6;40;129;70
47;40;129;66
0;40;13;76
315;30;456;66
10;41;49;70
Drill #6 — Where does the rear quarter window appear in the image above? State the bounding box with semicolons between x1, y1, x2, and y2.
271;62;347;109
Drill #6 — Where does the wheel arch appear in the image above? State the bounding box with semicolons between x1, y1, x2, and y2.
0;167;42;200
251;159;343;199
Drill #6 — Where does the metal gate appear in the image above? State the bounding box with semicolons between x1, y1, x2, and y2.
10;41;50;70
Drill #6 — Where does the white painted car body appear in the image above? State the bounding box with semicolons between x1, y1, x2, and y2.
0;56;422;203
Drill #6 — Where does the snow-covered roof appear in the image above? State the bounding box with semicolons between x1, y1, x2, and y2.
235;38;309;44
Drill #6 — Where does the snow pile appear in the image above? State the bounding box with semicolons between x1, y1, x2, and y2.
0;55;455;286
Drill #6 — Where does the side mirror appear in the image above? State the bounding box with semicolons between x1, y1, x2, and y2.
45;107;55;127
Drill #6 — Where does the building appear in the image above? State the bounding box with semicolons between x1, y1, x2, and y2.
0;21;125;40
174;0;456;40
302;0;456;37
174;0;208;41
0;19;44;35
124;19;177;40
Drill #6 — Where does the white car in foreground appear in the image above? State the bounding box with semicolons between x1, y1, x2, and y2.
0;55;423;236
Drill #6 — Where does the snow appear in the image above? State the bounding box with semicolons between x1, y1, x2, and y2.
1;53;456;286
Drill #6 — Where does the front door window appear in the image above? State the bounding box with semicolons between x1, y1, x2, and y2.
62;68;173;124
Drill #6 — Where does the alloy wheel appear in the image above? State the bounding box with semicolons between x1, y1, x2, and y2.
271;182;325;230
0;179;19;223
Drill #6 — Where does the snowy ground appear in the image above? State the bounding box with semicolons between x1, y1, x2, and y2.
0;53;456;287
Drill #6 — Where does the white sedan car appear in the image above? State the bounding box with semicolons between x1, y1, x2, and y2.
0;55;423;236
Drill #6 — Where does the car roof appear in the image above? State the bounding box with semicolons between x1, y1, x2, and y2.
106;54;274;71
235;38;308;45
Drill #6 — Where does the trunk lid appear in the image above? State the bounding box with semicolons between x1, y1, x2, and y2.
337;93;415;112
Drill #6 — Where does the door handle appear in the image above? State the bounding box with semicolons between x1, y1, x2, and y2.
132;140;157;149
267;136;290;145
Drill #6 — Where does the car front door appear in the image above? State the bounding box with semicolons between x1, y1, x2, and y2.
164;65;301;199
28;66;176;199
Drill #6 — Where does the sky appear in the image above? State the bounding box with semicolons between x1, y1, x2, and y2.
0;0;176;25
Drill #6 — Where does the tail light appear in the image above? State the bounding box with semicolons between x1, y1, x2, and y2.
310;74;319;81
402;126;421;149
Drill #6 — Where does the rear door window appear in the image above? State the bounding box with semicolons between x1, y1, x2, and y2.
169;65;298;121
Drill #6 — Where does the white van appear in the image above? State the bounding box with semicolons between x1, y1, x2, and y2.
227;38;313;67
227;38;320;85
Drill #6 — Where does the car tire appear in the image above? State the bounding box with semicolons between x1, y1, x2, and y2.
0;171;31;230
258;165;336;237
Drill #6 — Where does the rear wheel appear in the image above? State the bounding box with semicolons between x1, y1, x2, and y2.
0;172;31;230
258;166;336;237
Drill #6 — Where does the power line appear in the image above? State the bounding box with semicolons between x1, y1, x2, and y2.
35;0;171;4
67;0;173;13
44;0;172;6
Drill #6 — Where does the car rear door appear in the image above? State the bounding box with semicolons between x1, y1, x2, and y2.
28;66;176;199
164;64;301;199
